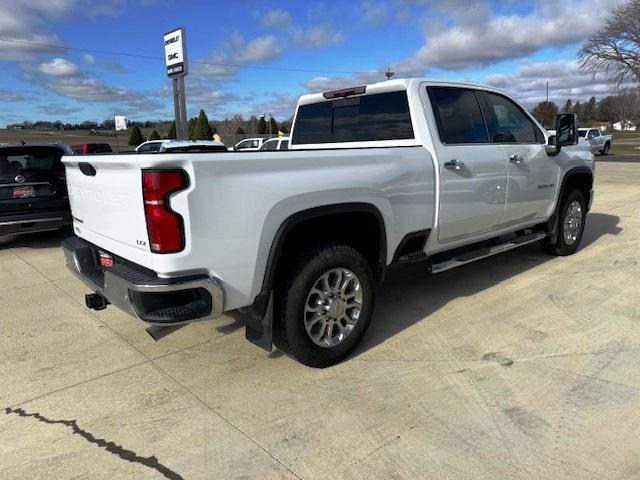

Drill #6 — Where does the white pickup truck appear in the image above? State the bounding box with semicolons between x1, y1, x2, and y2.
578;128;612;155
61;79;594;367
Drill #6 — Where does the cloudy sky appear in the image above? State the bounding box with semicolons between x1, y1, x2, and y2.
0;0;625;125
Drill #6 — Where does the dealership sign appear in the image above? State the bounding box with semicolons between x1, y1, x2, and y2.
164;27;188;77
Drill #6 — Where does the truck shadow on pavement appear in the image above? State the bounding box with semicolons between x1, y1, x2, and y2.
0;227;72;249
354;212;622;358
3;407;184;480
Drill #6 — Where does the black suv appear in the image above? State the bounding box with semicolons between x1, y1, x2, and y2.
0;144;73;238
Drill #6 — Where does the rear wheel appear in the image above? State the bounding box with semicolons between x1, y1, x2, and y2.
600;142;610;155
273;244;375;368
542;189;587;256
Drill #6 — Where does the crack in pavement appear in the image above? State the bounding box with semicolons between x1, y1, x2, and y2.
4;407;184;480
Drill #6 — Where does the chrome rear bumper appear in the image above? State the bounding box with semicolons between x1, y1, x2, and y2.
62;236;224;326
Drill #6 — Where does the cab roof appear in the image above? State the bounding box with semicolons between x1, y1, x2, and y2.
297;78;504;106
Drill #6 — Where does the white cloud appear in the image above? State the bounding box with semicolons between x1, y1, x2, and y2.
400;0;625;71
361;1;387;27
83;54;95;64
38;58;79;76
37;103;84;115
293;25;345;48
193;34;283;80
0;88;27;102
251;93;300;119
46;77;129;101
234;35;282;64
481;60;621;107
260;9;292;28
303;71;385;92
0;0;127;61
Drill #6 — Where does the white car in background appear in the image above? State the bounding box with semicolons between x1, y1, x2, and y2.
135;140;167;153
232;138;265;151
158;140;227;153
259;137;290;151
137;140;227;153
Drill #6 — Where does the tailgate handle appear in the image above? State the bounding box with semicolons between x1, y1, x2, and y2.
79;162;96;176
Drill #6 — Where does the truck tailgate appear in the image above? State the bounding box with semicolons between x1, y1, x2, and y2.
63;155;153;269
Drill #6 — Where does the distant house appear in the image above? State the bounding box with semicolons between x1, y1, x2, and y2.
613;120;636;131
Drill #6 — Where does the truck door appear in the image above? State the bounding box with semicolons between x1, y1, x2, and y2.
477;91;559;226
426;86;508;244
588;129;603;152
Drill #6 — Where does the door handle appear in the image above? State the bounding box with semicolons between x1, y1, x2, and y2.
509;154;524;164
444;159;464;170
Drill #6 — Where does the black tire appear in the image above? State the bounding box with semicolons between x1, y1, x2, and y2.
273;244;375;368
601;142;610;155
542;189;587;256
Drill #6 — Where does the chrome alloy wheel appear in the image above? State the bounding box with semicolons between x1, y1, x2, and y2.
303;267;363;348
563;200;583;246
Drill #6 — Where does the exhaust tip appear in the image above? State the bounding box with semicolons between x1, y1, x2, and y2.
85;292;109;311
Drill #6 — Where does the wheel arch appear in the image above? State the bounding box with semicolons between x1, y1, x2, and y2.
542;166;594;243
559;166;594;210
247;203;387;319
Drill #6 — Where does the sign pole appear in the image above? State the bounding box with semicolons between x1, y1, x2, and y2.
178;76;188;139
172;77;184;139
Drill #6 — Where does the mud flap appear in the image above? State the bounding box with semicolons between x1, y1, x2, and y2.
244;292;273;351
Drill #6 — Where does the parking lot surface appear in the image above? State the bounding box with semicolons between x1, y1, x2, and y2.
1;161;638;479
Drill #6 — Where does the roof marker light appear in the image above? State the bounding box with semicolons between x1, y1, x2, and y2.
322;86;366;99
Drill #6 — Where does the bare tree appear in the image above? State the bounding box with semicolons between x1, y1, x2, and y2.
532;101;559;129
579;0;640;85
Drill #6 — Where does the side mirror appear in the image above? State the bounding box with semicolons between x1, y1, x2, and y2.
546;113;578;157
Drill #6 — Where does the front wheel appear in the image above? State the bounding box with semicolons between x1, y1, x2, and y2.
273;244;375;368
542;189;587;256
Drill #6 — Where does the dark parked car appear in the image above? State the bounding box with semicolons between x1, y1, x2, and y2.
0;143;73;238
69;143;112;155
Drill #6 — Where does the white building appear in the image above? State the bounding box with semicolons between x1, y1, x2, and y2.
613;120;636;131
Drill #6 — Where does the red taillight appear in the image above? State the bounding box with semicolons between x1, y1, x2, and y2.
142;170;188;254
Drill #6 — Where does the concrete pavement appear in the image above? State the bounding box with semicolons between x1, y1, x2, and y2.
1;161;639;479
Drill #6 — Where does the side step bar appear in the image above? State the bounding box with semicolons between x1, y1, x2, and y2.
429;232;547;274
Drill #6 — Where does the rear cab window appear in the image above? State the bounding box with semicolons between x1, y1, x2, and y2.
292;90;414;145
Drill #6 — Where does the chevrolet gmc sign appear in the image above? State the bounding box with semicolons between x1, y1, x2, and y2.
164;28;188;77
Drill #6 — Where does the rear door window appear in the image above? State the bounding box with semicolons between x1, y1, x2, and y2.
138;143;162;153
481;92;543;144
279;140;289;150
292;90;414;144
427;87;488;144
260;139;278;151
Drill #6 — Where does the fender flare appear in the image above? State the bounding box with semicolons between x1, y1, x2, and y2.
545;166;594;242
